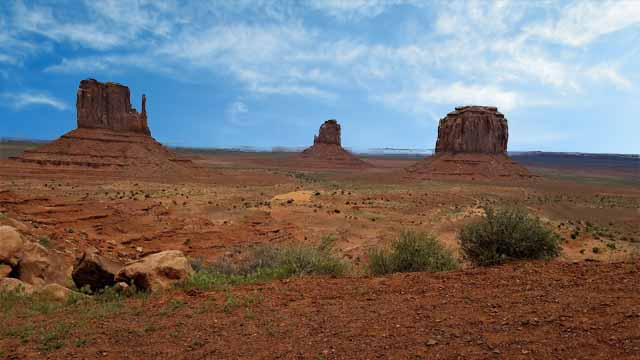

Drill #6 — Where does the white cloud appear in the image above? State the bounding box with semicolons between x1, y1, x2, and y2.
1;92;69;111
418;82;522;112
4;0;639;116
587;65;633;90
309;0;408;21
526;1;640;47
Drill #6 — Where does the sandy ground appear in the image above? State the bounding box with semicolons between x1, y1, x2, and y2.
0;149;639;359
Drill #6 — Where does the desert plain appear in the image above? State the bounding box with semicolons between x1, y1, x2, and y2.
1;137;639;359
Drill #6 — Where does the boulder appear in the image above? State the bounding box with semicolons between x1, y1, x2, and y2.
76;78;150;135
36;283;83;302
72;248;122;292
0;225;24;266
0;278;34;294
17;242;72;287
116;250;193;292
435;106;508;154
0;264;12;278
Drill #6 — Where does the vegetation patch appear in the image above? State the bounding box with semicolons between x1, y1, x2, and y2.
368;231;459;275
182;242;348;291
459;206;561;266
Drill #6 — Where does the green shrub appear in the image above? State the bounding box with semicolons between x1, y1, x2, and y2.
459;207;561;266
277;245;347;277
368;231;459;275
182;242;348;290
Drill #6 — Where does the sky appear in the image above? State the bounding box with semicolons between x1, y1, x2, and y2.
1;0;639;154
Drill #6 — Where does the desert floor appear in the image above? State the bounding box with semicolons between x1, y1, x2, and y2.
0;148;638;359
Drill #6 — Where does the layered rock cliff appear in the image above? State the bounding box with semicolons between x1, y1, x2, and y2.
301;119;371;169
435;106;508;154
76;79;150;135
407;106;532;179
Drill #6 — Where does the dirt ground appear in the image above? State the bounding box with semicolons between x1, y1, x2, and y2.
0;148;639;359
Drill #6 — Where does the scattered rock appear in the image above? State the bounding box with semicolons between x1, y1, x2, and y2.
116;250;193;292
36;283;82;301
0;225;24;266
72;247;122;292
17;242;72;287
0;277;34;294
0;264;12;278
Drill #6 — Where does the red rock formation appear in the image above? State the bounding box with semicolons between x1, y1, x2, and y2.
407;106;532;179
435;106;507;154
10;79;198;178
301;119;371;169
77;79;150;135
314;119;341;146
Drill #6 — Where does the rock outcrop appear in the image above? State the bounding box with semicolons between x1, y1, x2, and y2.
435;106;508;154
17;241;72;287
314;119;341;146
77;79;150;135
300;119;371;169
0;277;34;294
407;106;532;179
0;225;78;297
9;79;198;178
116;250;193;292
0;225;24;266
72;248;122;292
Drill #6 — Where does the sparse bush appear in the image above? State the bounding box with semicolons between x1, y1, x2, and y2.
182;242;348;290
276;245;347;277
38;235;52;249
459;207;561;266
368;231;459;275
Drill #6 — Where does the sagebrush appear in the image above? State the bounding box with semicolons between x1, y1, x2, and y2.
368;231;458;275
459;206;561;266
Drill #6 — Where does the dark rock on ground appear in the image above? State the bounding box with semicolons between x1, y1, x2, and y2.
72;248;123;292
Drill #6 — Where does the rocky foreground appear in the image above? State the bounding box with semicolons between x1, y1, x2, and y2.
1;260;638;359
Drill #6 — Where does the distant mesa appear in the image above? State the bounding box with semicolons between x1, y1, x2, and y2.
300;119;371;169
407;106;533;179
10;78;196;177
77;79;150;135
313;119;341;146
435;106;507;154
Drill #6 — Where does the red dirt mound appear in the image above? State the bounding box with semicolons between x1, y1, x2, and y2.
300;119;372;169
8;79;199;178
408;106;533;179
407;153;532;179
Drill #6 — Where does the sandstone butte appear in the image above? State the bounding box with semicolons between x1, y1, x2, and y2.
300;119;371;169
9;79;196;177
407;106;532;179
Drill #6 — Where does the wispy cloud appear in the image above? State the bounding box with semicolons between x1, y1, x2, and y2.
2;0;638;115
526;1;640;47
418;82;523;112
1;92;69;111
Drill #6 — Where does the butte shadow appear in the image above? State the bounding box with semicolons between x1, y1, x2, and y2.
406;106;533;179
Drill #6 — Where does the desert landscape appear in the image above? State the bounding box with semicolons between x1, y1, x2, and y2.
0;78;638;359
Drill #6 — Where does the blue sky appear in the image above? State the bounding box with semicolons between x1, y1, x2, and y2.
1;0;639;154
